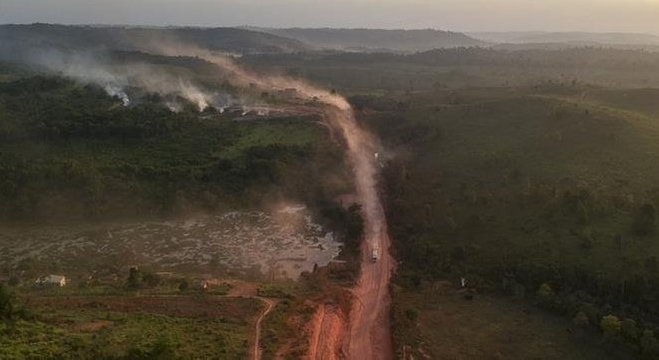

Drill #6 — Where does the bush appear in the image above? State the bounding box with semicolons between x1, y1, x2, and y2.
600;315;621;339
633;203;656;236
0;285;15;320
641;330;659;358
573;311;589;328
621;319;639;343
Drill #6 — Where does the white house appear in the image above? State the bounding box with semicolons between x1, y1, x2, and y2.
36;275;67;287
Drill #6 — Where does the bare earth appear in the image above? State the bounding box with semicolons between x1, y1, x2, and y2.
308;106;394;359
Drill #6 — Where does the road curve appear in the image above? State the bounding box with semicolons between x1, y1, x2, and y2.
253;297;276;360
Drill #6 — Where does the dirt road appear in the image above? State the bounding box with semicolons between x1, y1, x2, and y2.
344;230;393;359
306;106;394;359
167;47;395;358
253;297;276;360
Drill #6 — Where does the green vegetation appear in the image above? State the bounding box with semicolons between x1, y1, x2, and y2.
0;75;348;221
246;41;659;358
258;282;317;359
357;85;659;358
392;284;635;359
0;296;260;359
8;24;659;358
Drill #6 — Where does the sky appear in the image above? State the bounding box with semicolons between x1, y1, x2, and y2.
1;0;659;34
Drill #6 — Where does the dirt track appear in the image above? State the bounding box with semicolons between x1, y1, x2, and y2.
307;106;394;360
171;47;395;359
252;297;276;360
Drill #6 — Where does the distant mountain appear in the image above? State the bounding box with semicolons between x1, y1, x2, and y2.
252;28;485;52
470;31;659;46
0;24;311;55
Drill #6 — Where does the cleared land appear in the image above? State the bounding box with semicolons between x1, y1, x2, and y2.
393;283;635;360
1;295;263;359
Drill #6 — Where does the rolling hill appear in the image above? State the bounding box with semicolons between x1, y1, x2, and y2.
0;24;311;55
252;28;485;52
471;31;659;51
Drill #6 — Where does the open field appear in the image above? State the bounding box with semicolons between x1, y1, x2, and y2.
393;283;635;360
1;295;263;359
0;205;342;283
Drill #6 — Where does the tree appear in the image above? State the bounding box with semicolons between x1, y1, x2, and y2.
621;319;639;343
573;311;589;328
0;285;14;320
577;200;589;225
633;203;656;236
405;308;419;322
536;283;555;305
126;267;142;289
142;271;161;288
641;330;659;358
178;279;189;292
600;315;621;339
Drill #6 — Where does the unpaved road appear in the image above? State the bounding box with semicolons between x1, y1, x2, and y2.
253;297;276;360
308;106;394;360
173;46;395;358
345;230;393;359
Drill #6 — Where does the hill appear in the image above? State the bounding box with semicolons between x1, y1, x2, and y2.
359;86;659;358
252;28;485;52
0;24;311;55
471;32;659;51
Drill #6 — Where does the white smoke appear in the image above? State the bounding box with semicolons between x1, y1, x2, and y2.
22;47;221;111
103;83;130;106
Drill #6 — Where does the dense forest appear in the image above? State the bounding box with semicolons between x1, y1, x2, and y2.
0;74;350;221
362;85;659;358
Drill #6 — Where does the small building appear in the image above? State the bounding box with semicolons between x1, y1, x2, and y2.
192;279;209;291
36;275;67;287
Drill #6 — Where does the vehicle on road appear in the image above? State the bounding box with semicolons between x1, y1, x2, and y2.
371;246;380;263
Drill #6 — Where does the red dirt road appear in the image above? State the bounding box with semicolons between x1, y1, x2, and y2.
307;106;394;360
344;233;393;359
169;47;395;359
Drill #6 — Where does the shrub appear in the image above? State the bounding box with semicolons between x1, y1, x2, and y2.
600;315;621;339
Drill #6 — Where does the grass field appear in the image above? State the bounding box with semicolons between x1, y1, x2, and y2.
392;283;635;360
1;295;262;359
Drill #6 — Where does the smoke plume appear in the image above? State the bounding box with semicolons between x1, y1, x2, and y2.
1;46;223;111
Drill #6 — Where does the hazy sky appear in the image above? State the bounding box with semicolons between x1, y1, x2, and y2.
1;0;659;33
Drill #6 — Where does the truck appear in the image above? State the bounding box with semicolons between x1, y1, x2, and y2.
371;246;380;263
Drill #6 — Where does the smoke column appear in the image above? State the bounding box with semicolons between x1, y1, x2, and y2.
8;47;218;111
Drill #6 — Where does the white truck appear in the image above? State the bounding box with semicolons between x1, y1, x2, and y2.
371;246;380;263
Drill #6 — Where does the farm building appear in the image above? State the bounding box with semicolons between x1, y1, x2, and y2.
36;275;67;287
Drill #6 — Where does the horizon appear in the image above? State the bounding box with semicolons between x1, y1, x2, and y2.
2;0;659;34
1;23;659;37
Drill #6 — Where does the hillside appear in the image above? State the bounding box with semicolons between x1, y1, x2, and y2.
0;74;349;221
470;32;659;51
357;86;659;358
470;32;659;46
252;28;485;52
0;24;311;55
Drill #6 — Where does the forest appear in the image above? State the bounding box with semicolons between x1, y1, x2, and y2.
0;74;350;221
